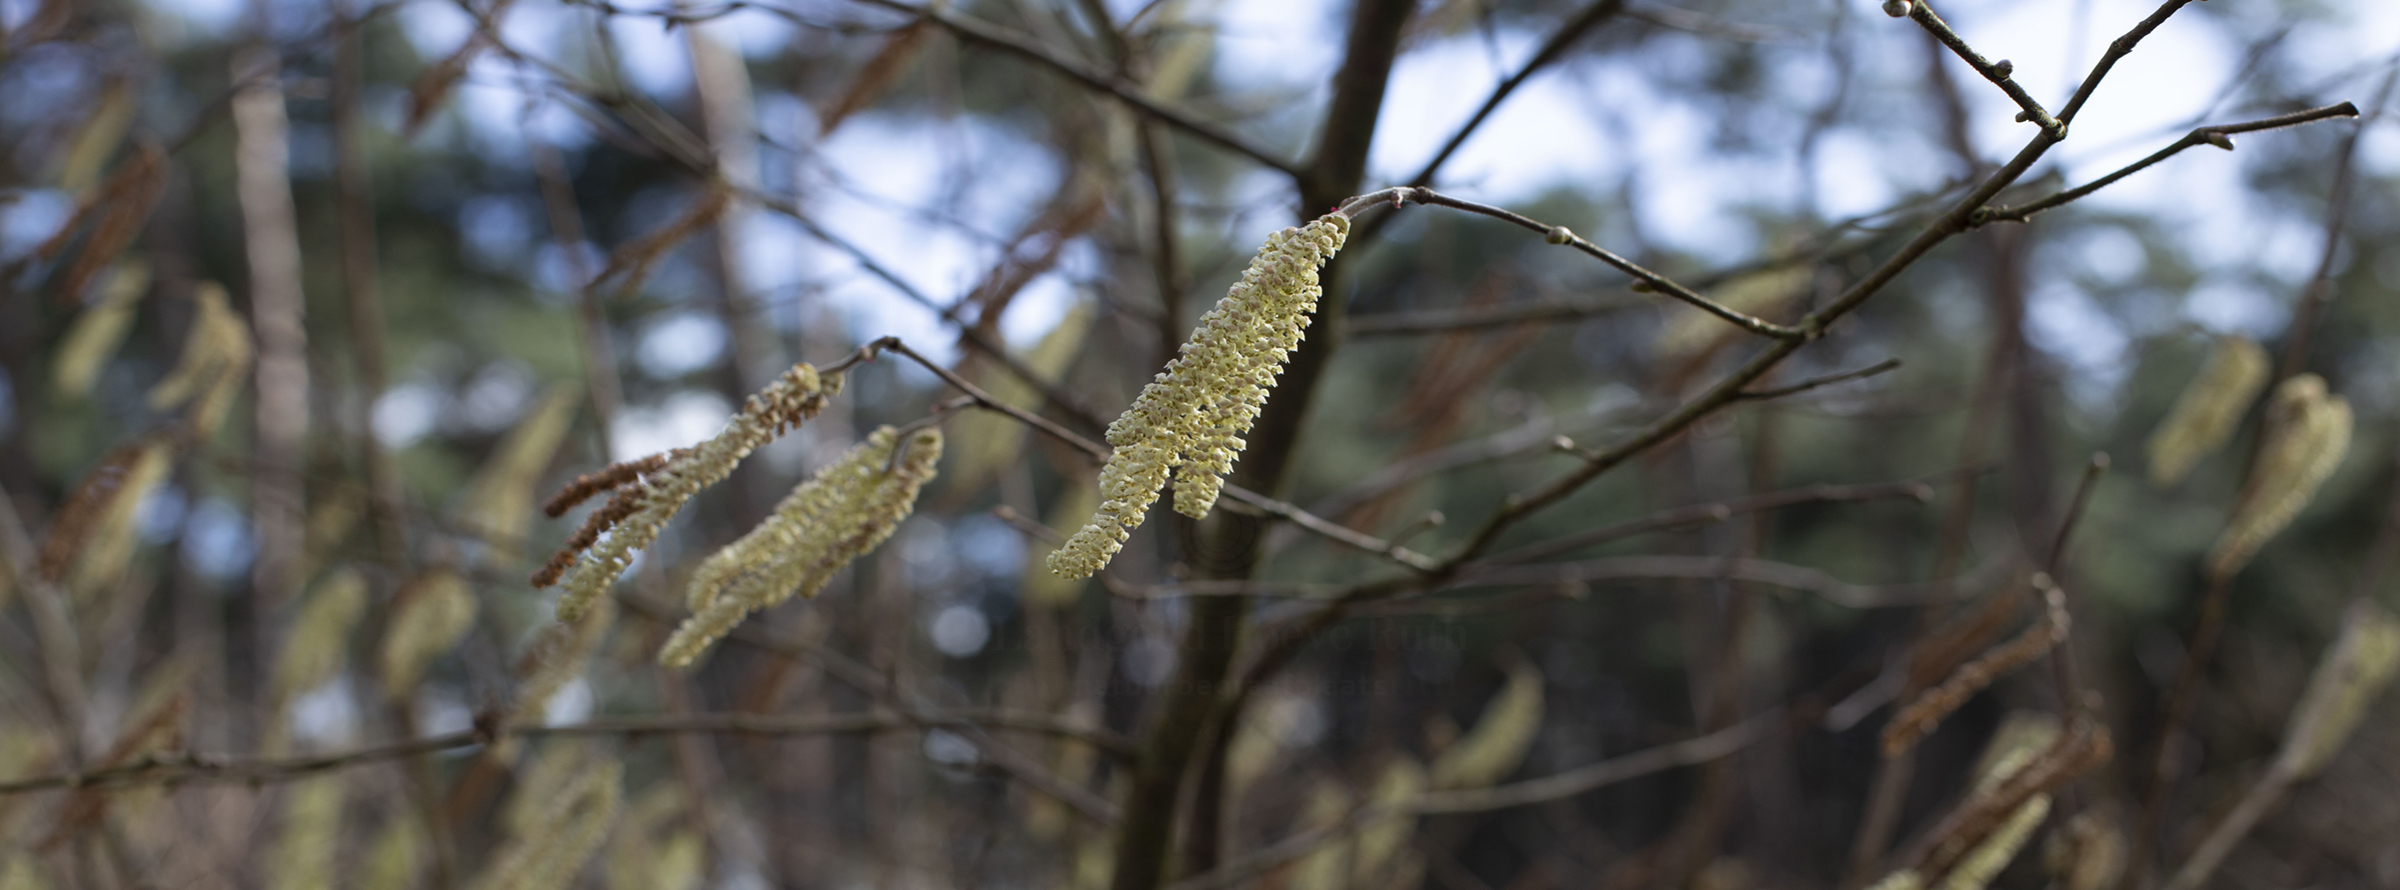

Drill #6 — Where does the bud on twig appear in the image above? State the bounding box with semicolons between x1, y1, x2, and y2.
1882;0;1911;17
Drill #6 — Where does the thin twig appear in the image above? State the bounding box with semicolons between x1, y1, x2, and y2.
1979;103;2360;225
1346;187;1806;340
1907;0;2061;137
1736;358;1901;401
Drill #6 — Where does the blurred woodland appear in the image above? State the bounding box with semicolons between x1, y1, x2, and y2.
1;0;2399;888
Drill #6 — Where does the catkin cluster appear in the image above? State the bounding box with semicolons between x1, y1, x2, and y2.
536;363;841;621
150;282;255;438
660;426;943;667
2271;599;2400;779
2146;335;2269;487
1048;211;1350;579
2206;374;2351;579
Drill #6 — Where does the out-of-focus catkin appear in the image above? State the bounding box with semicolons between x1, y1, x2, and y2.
380;570;477;698
268;777;344;890
148;282;254;438
460;386;579;556
273;570;368;708
513;597;614;725
661;426;941;667
2206;374;2350;579
2146;336;2269;487
1428;662;1544;790
2271;599;2400;779
1049;211;1349;579
542;363;839;622
472;760;621;890
51;262;148;400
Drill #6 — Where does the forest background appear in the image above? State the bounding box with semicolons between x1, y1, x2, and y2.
2;0;2400;887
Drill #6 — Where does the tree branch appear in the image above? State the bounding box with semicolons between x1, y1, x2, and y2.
1977;103;2360;225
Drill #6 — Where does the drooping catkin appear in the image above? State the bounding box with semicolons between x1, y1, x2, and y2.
513;597;614;725
606;785;702;890
2270;599;2400;779
1885;582;2068;757
1293;755;1426;890
1429;662;1544;790
2146;336;2269;487
273;569;369;707
1022;479;1098;608
459;386;580;556
359;815;427;890
51;262;148;400
2205;374;2351;580
38;437;170;601
541;363;841;621
661;426;942;667
1049;212;1350;579
267;777;344;890
148;282;255;438
380;570;478;698
950;302;1093;492
472;760;622;890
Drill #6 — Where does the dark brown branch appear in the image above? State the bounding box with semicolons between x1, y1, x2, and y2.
842;0;1302;177
1907;0;2061;136
1736;358;1901;401
1349;296;1639;336
1978;103;2361;224
1404;0;1628;187
1345;187;1806;340
0;710;1133;796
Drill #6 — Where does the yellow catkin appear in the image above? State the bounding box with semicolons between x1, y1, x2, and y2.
2271;599;2400;779
1294;755;1425;890
51;262;148;400
2042;812;2126;890
951;302;1093;492
1658;265;1810;359
0;856;45;890
1049;212;1350;578
662;426;942;667
1022;478;1099;608
460;386;580;556
473;760;622;890
554;363;840;622
1939;795;2051;890
359;816;426;890
606;785;703;890
380;570;478;698
273;569;369;707
299;486;364;584
65;438;170;601
514;598;614;725
267;777;344;890
1429;662;1544;790
148;282;255;438
2146;336;2269;487
2206;374;2351;579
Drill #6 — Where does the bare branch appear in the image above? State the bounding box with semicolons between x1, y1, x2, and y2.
1978;103;2361;224
1345;187;1807;340
1737;358;1902;401
1906;0;2061;137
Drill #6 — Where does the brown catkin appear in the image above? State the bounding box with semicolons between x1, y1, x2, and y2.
2206;374;2351;579
64;439;170;600
549;364;840;621
2146;335;2269;487
1884;594;2068;757
542;452;674;518
38;442;151;581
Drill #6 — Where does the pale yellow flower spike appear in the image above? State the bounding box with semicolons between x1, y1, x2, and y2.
2206;374;2351;579
553;363;840;622
660;426;943;667
2146;335;2269;488
1048;211;1350;579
